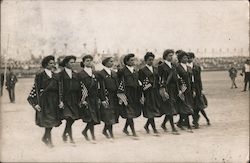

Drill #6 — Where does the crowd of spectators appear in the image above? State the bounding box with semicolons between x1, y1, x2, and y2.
0;55;248;78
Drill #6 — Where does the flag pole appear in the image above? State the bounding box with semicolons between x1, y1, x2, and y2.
4;34;10;84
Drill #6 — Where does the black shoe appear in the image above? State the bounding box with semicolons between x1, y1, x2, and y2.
161;124;167;132
172;129;180;135
82;130;89;141
102;130;110;139
207;120;211;126
42;136;48;145
62;134;68;142
177;123;185;130
70;139;75;144
47;137;54;148
92;135;96;141
144;125;150;134
187;127;193;133
123;129;129;136
132;133;138;137
153;129;159;134
194;123;199;129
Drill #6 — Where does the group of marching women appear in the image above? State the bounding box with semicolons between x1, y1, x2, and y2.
27;49;210;148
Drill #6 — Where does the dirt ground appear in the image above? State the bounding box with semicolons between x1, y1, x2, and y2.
0;71;249;163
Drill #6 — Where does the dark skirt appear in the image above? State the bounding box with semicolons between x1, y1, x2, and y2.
143;87;162;118
62;91;81;120
36;91;62;128
81;95;101;125
160;85;178;116
194;94;208;111
245;72;250;82
100;91;120;125
120;86;142;119
176;89;194;115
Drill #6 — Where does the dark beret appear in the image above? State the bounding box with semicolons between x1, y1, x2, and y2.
61;55;76;67
123;53;135;65
102;57;112;66
81;55;93;68
41;55;55;68
163;49;174;59
177;51;188;62
144;52;155;61
187;52;195;58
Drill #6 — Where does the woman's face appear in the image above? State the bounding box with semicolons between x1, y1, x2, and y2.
84;58;93;68
181;55;188;64
146;56;154;66
66;59;75;69
126;57;135;66
105;58;114;68
46;60;55;70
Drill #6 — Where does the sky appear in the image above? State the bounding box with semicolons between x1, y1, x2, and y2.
1;0;249;60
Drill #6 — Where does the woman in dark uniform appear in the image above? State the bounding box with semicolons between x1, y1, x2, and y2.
175;51;194;132
59;55;81;143
158;49;179;134
187;52;210;128
117;53;143;137
139;52;162;134
78;55;101;141
97;57;120;139
27;55;62;148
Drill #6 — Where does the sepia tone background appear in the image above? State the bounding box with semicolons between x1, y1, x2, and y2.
0;0;249;162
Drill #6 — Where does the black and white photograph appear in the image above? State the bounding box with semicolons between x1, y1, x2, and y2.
0;0;249;162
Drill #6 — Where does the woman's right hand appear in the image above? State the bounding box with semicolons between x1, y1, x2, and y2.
59;101;64;109
34;105;41;112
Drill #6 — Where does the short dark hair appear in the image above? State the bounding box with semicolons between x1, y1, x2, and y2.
177;51;188;62
144;52;155;61
61;55;76;67
163;49;174;60
41;55;55;68
187;52;195;59
81;55;93;67
123;53;135;65
102;57;112;66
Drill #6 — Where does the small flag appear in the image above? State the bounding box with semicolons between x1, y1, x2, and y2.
80;81;88;101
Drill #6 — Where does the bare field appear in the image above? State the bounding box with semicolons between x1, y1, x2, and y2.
0;71;249;162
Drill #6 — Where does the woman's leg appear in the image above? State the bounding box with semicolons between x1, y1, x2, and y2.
129;118;137;137
89;122;95;140
82;123;90;141
46;128;53;147
150;118;158;133
200;109;210;125
43;128;53;147
144;119;150;133
63;118;74;143
103;124;110;138
107;124;114;138
123;119;130;135
177;114;185;130
161;115;168;132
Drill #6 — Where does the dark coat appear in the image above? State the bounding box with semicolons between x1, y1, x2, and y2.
189;64;207;110
6;72;17;89
59;69;81;120
176;64;194;115
138;66;162;118
158;62;179;115
0;73;4;87
78;70;101;125
97;69;120;124
27;71;62;128
117;66;142;119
